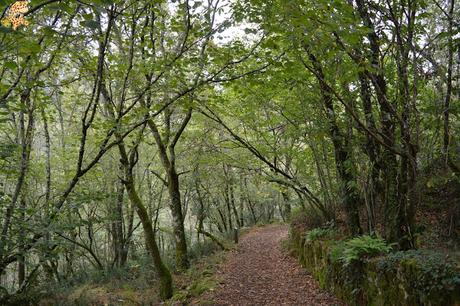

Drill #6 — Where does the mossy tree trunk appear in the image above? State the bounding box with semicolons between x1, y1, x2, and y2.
306;50;363;235
147;108;192;271
118;141;173;300
111;170;126;268
101;75;173;298
168;166;189;270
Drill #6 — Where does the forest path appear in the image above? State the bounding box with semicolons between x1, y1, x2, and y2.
205;224;344;306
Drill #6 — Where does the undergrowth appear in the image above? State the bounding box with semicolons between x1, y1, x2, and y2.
377;249;460;300
305;226;336;243
167;250;227;305
38;238;230;306
291;206;328;232
331;235;393;265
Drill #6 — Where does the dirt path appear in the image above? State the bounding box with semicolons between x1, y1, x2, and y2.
207;224;344;306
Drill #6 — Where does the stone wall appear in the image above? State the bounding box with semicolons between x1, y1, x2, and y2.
290;228;460;306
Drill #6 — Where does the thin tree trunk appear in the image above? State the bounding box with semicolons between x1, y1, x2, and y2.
112;169;125;267
1;91;34;254
359;73;380;233
146;111;191;270
354;0;400;242
444;0;455;164
18;197;26;287
100;69;173;297
121;198;134;266
167;168;189;270
217;206;228;232
118;142;173;299
306;51;362;235
281;191;291;222
229;183;241;228
224;188;233;231
393;1;417;249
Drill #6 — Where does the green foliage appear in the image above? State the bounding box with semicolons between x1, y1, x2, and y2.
166;248;226;306
188;239;222;262
291;206;327;231
331;235;392;265
40;263;161;306
291;225;460;306
1;0;460;302
377;250;460;299
305;227;335;243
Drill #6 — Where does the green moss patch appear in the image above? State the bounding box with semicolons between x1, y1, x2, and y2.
290;226;460;306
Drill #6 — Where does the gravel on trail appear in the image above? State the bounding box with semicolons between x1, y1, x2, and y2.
207;224;345;306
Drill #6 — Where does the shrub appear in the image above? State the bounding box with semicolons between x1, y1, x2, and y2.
188;239;221;262
377;250;460;299
305;227;335;243
291;206;327;232
331;235;392;265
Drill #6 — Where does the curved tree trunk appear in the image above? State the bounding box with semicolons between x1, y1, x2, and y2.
118;142;173;299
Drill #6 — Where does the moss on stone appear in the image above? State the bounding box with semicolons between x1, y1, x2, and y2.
290;226;460;306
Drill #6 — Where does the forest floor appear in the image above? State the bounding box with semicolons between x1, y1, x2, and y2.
195;224;344;306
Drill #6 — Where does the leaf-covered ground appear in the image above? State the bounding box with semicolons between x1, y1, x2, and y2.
202;224;344;305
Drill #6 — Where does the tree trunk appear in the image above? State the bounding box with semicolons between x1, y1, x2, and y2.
112;170;125;267
224;188;233;231
146;110;191;271
216;205;228;232
1;90;34;255
281;191;291;221
229;183;241;228
307;51;362;235
393;3;417;249
443;0;455;164
359;73;380;233
125;180;173;299
167;168;189;270
118;142;173;299
18;197;26;287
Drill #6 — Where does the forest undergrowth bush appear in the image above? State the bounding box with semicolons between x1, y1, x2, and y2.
168;250;225;306
330;235;393;266
291;206;328;232
188;239;223;262
377;250;460;298
293;224;460;305
37;237;232;306
416;164;460;250
305;227;336;243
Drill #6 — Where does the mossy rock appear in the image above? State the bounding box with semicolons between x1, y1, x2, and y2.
290;225;460;306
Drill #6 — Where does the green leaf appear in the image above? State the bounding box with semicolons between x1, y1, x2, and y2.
19;41;42;54
4;61;16;70
81;20;99;29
